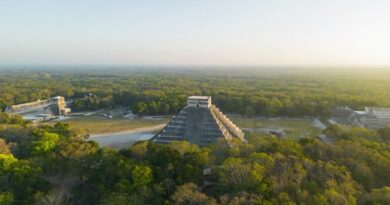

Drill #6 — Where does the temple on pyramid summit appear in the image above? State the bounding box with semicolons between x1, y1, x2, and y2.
153;96;245;146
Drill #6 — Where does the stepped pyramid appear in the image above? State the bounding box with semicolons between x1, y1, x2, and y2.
153;96;245;146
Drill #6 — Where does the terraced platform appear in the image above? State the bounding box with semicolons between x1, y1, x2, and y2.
153;96;245;146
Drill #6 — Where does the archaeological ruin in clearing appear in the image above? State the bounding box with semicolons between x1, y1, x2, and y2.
332;106;390;129
153;96;245;146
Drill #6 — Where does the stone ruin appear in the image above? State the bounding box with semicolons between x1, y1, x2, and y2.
153;96;245;146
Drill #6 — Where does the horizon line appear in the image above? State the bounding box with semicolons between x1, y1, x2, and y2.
1;64;390;69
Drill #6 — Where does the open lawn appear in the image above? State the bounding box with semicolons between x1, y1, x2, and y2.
42;116;170;134
39;115;322;140
228;115;323;140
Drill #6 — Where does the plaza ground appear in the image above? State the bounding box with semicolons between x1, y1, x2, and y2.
228;115;324;140
36;115;325;149
42;116;170;134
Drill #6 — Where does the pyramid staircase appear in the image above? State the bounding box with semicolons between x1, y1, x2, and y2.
153;96;245;146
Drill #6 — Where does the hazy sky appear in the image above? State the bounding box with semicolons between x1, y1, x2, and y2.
1;0;389;67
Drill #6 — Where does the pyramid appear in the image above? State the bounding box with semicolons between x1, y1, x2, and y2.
153;96;245;146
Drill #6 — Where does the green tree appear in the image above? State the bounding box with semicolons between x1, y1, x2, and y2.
0;139;10;155
0;160;50;205
100;193;144;205
131;165;153;189
359;186;390;205
171;183;216;205
0;192;13;205
0;154;17;170
378;125;390;141
32;132;60;155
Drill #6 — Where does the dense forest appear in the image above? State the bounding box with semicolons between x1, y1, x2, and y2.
1;69;390;117
1;69;390;204
0;112;389;204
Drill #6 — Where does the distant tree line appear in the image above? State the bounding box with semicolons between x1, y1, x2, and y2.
1;70;390;117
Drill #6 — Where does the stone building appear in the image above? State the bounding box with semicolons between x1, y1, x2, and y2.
50;96;71;116
5;99;50;113
348;107;390;129
333;106;390;129
153;96;245;146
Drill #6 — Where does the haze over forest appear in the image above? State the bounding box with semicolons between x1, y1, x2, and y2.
1;0;390;67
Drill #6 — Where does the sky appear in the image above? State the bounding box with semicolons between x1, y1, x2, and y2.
0;0;389;67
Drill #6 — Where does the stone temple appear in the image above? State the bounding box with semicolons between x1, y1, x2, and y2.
332;106;390;129
153;96;245;146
